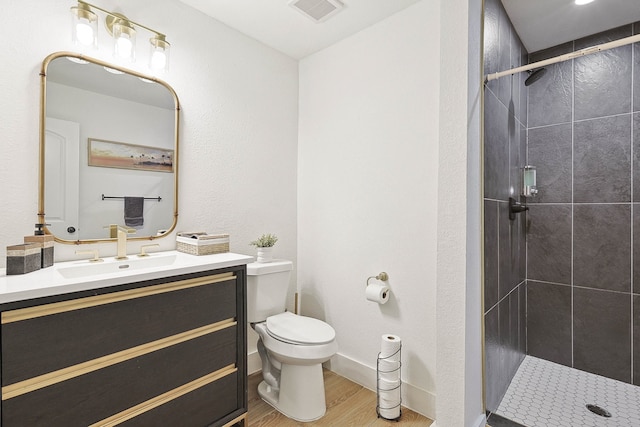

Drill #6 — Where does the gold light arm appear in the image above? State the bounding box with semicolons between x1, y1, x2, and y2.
78;0;167;39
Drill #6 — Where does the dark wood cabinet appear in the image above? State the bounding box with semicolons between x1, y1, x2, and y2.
0;266;247;427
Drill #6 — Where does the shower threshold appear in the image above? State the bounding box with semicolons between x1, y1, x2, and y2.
495;356;640;427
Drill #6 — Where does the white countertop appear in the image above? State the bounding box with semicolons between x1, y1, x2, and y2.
0;251;254;304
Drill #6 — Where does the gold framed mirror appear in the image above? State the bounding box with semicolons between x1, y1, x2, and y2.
38;51;180;244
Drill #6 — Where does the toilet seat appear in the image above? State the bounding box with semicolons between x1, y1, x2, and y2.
266;312;335;345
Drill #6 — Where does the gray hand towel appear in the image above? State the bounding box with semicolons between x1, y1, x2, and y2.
124;197;144;227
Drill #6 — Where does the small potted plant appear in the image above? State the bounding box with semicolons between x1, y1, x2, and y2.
250;233;278;263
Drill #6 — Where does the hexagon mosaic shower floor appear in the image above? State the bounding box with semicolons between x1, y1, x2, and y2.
496;356;640;427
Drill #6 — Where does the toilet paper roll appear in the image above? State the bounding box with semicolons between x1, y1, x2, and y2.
378;358;400;372
379;389;400;405
378;359;400;383
380;334;401;359
378;378;401;391
366;283;390;304
379;405;401;420
378;379;401;421
379;370;400;382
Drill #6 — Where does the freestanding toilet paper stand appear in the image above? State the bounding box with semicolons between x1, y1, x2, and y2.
376;343;402;421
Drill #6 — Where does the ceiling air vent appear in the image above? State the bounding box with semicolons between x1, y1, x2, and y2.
289;0;345;23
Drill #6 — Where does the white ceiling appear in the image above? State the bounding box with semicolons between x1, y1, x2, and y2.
502;0;640;53
178;0;422;59
47;57;175;109
178;0;640;59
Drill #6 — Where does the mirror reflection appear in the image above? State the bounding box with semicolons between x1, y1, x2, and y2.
40;52;179;243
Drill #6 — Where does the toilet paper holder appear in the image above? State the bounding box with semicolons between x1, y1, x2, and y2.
366;272;389;287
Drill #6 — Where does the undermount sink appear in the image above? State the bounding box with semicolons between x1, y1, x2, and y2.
56;253;178;279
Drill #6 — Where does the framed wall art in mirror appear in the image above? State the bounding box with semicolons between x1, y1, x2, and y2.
39;51;180;243
87;138;174;173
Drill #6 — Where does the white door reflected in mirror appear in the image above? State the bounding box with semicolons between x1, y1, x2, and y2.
45;118;80;239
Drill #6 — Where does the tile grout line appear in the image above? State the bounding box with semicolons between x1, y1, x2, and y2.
570;39;575;369
525;65;529;358
528;280;635;297
629;27;636;384
527;111;635;132
495;201;500;314
486;276;525;315
528;202;637;205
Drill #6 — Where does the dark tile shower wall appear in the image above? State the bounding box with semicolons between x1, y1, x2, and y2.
483;0;528;412
526;22;640;386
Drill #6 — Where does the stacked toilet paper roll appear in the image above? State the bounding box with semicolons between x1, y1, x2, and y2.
377;334;401;420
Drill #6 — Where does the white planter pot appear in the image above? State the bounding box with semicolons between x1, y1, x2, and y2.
256;247;274;263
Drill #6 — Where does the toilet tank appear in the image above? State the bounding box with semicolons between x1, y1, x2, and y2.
246;260;293;323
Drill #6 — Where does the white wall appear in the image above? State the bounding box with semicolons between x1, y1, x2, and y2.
435;0;484;426
0;0;299;270
298;1;439;417
1;0;485;425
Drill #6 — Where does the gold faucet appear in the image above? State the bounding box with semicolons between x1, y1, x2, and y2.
138;244;160;257
105;224;136;260
76;249;103;263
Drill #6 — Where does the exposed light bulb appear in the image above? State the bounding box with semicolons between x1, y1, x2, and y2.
149;35;170;73
71;3;97;49
75;22;94;46
116;36;133;59
112;19;136;62
71;3;171;72
150;51;167;70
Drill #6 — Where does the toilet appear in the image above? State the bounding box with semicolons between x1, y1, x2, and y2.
247;260;338;422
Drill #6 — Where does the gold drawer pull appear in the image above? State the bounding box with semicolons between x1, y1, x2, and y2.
2;319;236;400
90;365;237;427
2;273;235;324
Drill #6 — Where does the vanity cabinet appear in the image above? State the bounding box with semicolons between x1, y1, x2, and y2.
0;265;247;427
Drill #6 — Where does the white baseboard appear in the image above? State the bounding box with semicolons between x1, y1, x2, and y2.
474;413;488;427
427;412;485;427
248;351;436;421
326;353;436;420
248;350;261;375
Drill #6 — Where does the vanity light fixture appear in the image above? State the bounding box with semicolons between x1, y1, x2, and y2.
107;13;137;63
149;34;170;73
575;0;594;5
70;2;98;49
70;1;171;73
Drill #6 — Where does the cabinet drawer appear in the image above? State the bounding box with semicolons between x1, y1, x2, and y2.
114;371;239;427
2;273;237;386
2;324;237;426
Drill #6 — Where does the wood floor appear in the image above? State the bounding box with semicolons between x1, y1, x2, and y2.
247;370;433;426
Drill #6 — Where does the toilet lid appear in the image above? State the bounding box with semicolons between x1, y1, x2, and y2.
266;312;335;345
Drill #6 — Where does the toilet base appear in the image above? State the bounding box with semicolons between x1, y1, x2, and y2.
257;363;327;422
